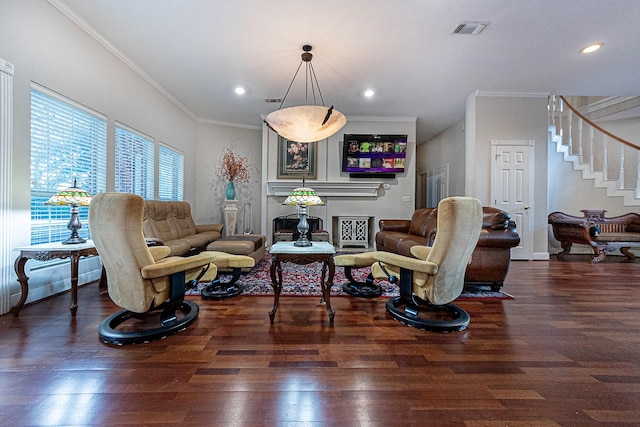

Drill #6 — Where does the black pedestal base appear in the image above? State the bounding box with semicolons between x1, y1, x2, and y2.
341;268;381;298
201;268;244;300
98;300;199;345
385;297;470;332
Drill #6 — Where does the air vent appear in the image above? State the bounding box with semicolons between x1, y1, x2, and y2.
452;21;489;35
264;97;282;103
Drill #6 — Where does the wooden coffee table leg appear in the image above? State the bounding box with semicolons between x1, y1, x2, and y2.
321;258;335;326
269;257;282;323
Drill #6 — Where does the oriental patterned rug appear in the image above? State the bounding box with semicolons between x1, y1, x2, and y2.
187;253;513;300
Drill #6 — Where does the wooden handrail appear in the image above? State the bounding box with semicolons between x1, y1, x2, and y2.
560;96;640;151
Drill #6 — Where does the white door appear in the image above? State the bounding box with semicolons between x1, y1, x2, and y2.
491;140;534;260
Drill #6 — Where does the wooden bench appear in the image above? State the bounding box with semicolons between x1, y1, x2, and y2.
548;209;640;263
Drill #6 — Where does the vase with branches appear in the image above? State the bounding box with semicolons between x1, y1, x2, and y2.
215;145;253;200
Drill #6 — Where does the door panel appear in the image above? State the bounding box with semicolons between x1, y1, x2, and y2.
491;142;534;260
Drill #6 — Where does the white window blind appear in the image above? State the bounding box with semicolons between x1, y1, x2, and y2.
158;144;184;201
30;88;107;245
115;125;155;199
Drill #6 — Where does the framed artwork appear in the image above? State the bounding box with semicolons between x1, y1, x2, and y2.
277;137;317;179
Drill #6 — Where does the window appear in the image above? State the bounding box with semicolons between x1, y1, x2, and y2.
114;125;154;199
158;145;184;201
30;87;107;245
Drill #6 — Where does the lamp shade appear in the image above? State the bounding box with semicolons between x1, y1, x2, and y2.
265;105;347;143
282;187;324;207
44;179;92;244
45;185;92;206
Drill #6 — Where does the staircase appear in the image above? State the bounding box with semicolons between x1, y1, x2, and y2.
548;95;640;206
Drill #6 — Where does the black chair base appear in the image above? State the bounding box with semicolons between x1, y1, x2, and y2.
98;300;199;345
385;297;470;332
341;269;382;298
201;282;243;300
201;267;244;300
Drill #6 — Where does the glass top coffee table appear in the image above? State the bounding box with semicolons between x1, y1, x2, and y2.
268;241;336;325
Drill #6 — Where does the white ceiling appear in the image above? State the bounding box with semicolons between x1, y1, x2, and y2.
54;0;640;142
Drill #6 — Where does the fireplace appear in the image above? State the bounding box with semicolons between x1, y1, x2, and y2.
272;214;328;242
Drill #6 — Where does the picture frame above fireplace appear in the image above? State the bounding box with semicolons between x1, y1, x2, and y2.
277;136;317;180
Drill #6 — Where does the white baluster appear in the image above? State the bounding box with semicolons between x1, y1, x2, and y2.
577;118;583;160
636;151;640;199
558;99;564;143
568;109;573;154
619;142;625;189
589;126;594;173
603;135;608;181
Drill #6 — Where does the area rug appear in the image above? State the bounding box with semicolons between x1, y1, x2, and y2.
187;253;513;300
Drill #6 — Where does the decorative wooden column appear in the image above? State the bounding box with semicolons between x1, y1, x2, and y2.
0;58;14;314
223;200;239;236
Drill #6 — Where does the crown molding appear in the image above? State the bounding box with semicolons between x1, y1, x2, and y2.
197;117;262;130
474;90;550;98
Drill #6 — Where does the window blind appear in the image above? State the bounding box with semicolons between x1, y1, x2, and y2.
158;144;184;201
30;88;107;245
114;125;155;199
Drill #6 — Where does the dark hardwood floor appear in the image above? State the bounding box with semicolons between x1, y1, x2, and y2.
1;255;639;426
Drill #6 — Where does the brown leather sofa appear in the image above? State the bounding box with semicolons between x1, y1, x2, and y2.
142;200;224;256
375;206;520;290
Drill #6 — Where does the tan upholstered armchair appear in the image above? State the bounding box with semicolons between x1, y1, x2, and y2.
90;192;218;345
370;197;483;331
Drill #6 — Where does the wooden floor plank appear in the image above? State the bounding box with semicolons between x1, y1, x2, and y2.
1;256;640;425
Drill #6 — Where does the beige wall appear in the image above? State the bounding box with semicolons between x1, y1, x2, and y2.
416;119;466;208
194;123;262;233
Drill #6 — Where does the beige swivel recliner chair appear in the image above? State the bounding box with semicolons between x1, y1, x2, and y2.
90;192;218;345
370;197;482;331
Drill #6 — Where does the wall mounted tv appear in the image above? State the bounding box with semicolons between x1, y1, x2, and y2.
342;134;407;178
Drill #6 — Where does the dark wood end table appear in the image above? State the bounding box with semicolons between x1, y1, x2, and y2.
268;241;336;325
12;241;99;317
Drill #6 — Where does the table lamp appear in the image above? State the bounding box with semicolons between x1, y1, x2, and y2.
282;186;324;247
45;179;93;244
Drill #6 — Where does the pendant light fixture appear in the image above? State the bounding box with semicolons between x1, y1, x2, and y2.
265;45;346;143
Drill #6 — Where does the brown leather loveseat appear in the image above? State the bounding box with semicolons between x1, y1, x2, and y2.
375;206;520;290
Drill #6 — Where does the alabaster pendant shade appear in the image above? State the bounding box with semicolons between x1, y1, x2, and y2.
265;44;347;143
266;105;347;143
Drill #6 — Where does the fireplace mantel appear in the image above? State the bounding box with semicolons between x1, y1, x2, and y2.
267;181;382;197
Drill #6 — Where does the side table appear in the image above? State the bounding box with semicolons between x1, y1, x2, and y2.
12;241;99;317
269;241;336;325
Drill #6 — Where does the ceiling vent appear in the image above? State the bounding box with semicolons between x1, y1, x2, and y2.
264;97;282;103
452;21;489;35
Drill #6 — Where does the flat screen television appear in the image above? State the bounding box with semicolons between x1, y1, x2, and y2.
342;134;407;178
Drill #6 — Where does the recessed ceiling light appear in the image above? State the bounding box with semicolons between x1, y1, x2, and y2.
234;86;246;95
364;89;375;98
581;43;603;54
